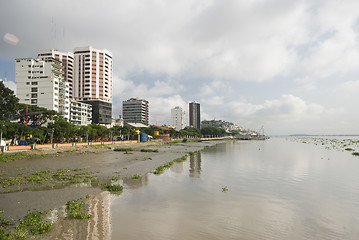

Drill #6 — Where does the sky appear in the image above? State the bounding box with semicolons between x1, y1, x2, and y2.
1;0;359;135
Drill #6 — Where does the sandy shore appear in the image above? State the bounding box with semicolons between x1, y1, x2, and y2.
0;140;222;221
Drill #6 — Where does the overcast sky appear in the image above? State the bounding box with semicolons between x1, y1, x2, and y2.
1;0;359;135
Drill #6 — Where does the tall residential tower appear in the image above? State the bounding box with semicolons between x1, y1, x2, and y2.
73;46;113;102
189;101;200;129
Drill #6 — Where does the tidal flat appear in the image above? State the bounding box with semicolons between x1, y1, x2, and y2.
0;140;219;238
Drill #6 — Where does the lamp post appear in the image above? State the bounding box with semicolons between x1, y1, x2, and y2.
50;128;55;148
0;124;3;152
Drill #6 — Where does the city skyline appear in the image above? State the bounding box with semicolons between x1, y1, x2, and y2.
1;1;359;135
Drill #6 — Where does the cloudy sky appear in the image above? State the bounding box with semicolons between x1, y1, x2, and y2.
1;0;359;135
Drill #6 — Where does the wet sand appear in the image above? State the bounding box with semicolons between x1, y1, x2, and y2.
0;141;220;221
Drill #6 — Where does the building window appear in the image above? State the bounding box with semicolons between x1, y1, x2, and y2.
31;93;37;98
31;82;38;85
31;87;38;92
26;82;30;85
31;99;37;104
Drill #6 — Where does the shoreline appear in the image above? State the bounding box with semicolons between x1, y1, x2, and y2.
0;140;225;222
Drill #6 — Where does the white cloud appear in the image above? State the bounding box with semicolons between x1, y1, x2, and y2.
2;0;359;134
112;74;186;124
341;80;359;94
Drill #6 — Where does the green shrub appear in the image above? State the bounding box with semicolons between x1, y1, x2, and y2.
352;152;359;156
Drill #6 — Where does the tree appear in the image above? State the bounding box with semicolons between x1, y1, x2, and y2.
17;104;58;126
47;117;77;141
201;126;225;136
0;81;20;121
179;127;202;138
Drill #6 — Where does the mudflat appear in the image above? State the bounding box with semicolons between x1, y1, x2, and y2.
0;140;219;221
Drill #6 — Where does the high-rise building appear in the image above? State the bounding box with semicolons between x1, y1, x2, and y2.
73;46;113;102
15;57;70;119
122;98;149;124
189;101;200;129
37;49;74;99
171;106;185;131
15;46;113;125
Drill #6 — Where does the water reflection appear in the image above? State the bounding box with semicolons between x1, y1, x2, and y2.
110;138;359;240
189;152;201;178
43;191;112;240
123;175;149;189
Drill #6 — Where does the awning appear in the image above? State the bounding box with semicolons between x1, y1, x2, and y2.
125;123;150;128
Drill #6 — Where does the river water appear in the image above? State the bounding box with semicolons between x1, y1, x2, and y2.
109;137;359;240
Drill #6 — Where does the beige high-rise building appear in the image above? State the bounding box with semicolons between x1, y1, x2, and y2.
73;46;113;102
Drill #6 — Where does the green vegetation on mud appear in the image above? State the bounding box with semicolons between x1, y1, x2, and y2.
140;149;158;152
101;183;123;192
0;209;52;239
0;169;94;193
66;196;92;219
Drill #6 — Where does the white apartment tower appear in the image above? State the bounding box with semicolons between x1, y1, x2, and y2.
73;46;113;102
15;58;70;119
37;49;74;99
171;106;185;131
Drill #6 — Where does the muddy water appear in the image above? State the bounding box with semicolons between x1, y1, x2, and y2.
109;138;359;240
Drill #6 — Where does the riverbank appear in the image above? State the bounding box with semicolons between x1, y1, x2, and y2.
0;140;223;223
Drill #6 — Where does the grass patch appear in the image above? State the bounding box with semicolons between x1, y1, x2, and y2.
0;209;52;239
101;183;123;192
111;176;121;181
114;148;132;152
19;210;53;234
352;152;359;156
66;196;92;219
163;162;174;168
132;174;140;179
153;166;165;175
345;148;355;151
140;149;158;152
0;152;29;163
174;155;188;163
0;168;94;191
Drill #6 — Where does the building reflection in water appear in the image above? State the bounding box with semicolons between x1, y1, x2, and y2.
123;175;149;189
86;191;112;240
189;152;202;178
45;191;112;240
